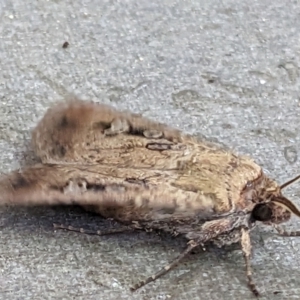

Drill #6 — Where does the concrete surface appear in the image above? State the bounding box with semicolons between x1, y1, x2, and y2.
0;0;300;299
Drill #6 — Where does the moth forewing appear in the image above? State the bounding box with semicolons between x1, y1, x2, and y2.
1;97;300;297
31;98;183;165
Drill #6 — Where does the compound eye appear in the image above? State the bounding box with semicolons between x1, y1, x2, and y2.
252;203;273;222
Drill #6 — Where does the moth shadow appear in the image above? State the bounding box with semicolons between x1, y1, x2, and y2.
0;204;167;246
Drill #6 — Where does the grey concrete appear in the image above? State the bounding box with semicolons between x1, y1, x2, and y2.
0;0;300;299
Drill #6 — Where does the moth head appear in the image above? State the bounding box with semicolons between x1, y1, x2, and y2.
251;175;300;225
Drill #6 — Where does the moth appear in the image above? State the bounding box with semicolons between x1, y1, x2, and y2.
1;98;300;297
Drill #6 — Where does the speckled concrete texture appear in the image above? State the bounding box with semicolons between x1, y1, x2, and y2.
0;0;300;299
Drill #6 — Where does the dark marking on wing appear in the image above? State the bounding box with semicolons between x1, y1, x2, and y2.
49;142;66;158
146;143;173;151
11;174;30;190
59;115;69;128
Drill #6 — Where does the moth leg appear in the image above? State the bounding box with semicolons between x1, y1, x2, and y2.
53;223;134;236
241;228;260;297
131;218;245;291
130;239;200;291
273;224;300;236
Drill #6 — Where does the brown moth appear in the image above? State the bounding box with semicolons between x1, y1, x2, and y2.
1;98;300;297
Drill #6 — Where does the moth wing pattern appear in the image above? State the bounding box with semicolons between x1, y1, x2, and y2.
31;98;184;164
